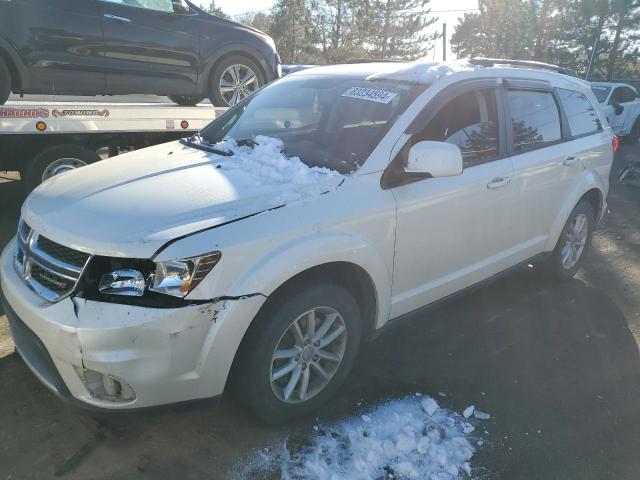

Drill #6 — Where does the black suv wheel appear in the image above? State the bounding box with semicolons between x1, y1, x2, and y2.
0;57;11;105
208;55;264;107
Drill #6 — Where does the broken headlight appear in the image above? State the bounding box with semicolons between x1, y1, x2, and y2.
149;252;221;298
97;252;221;298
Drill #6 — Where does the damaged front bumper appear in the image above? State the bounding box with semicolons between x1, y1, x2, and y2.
0;239;266;410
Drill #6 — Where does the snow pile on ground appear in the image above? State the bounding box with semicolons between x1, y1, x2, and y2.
367;59;477;85
215;135;343;187
234;395;489;480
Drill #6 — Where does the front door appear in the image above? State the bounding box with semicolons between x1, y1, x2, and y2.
390;83;516;318
99;0;201;95
607;85;638;135
4;0;105;95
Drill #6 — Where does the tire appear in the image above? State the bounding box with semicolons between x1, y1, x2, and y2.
543;200;596;280
232;282;362;423
0;57;11;105
168;95;205;106
25;144;99;193
207;55;265;107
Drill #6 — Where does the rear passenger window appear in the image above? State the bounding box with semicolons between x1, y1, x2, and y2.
508;90;561;153
414;89;499;168
557;89;602;137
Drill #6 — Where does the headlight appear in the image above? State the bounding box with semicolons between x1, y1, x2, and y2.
97;252;221;298
150;252;221;298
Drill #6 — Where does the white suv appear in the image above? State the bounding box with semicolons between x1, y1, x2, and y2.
0;59;615;422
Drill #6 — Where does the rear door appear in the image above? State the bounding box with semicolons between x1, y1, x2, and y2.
1;0;105;94
99;0;201;95
505;80;600;259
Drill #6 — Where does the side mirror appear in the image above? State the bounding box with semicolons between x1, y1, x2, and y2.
405;141;463;178
613;102;625;116
172;0;189;14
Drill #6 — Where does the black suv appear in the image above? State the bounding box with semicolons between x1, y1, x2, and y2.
0;0;280;106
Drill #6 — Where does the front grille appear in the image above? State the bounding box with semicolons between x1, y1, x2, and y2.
14;220;92;302
37;236;90;268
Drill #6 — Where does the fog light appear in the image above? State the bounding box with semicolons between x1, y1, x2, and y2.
80;369;136;402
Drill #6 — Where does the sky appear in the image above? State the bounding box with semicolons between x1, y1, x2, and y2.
214;0;480;60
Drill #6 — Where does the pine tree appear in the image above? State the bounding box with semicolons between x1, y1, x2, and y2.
270;0;320;63
199;1;229;18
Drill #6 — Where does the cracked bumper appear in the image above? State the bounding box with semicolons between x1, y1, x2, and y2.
1;239;266;410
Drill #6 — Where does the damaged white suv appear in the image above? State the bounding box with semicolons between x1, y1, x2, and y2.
0;59;614;422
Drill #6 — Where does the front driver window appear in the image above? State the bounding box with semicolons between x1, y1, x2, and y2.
102;0;175;13
413;89;499;169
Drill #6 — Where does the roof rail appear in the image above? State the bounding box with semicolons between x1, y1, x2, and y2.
346;58;402;64
469;58;576;77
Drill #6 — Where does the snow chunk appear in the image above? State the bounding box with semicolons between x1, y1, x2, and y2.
463;405;475;418
474;410;491;420
233;396;484;480
367;59;478;84
211;135;344;206
421;396;439;416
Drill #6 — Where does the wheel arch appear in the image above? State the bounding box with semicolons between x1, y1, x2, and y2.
201;44;272;92
544;175;606;252
0;40;23;92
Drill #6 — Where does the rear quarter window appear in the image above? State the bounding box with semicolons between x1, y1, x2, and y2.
557;88;602;137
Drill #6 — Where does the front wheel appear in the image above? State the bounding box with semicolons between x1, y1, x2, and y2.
208;55;265;107
543;201;595;280
0;57;11;105
232;283;362;423
167;95;204;106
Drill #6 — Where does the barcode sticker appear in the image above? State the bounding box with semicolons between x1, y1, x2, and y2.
341;87;397;104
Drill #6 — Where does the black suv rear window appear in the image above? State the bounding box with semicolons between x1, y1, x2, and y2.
557;89;602;137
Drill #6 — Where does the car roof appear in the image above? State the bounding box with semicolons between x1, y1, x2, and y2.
591;82;634;90
288;60;591;92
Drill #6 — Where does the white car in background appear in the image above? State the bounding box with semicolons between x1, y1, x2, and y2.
591;82;640;142
1;59;614;422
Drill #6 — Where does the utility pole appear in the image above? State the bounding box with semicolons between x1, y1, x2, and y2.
442;22;447;61
585;33;599;81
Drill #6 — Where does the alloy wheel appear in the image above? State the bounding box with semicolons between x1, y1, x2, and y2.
270;306;347;404
42;158;88;182
218;64;259;106
561;213;588;269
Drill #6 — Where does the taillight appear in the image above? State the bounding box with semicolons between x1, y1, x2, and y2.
612;135;620;152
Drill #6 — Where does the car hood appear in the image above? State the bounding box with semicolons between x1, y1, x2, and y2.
22;141;343;259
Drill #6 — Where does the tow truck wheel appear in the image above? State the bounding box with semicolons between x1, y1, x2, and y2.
0;57;11;105
25;144;99;192
208;55;264;107
168;95;205;106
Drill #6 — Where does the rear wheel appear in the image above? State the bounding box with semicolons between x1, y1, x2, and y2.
543;201;595;280
168;95;205;106
232;282;362;423
0;57;11;105
208;55;264;107
25;144;99;192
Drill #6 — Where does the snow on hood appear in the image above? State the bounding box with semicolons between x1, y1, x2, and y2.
22;136;343;258
234;395;489;479
367;59;478;84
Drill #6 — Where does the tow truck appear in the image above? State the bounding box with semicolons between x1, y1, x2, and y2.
0;100;226;191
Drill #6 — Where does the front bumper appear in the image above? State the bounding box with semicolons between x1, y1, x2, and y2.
0;238;266;409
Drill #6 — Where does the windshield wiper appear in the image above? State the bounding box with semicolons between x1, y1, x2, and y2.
235;137;259;148
180;133;233;156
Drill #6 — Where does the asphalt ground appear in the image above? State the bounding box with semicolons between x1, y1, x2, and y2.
0;145;639;479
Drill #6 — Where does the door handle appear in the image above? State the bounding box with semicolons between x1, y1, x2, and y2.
487;177;511;189
562;156;578;166
104;13;131;23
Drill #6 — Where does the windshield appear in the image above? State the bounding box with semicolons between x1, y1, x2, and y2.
199;75;426;173
591;86;611;103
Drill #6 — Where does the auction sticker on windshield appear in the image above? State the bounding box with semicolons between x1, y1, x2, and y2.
342;87;397;104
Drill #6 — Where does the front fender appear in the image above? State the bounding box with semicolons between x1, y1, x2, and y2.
228;232;391;329
544;169;605;252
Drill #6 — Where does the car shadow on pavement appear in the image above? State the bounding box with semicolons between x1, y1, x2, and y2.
2;266;640;480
